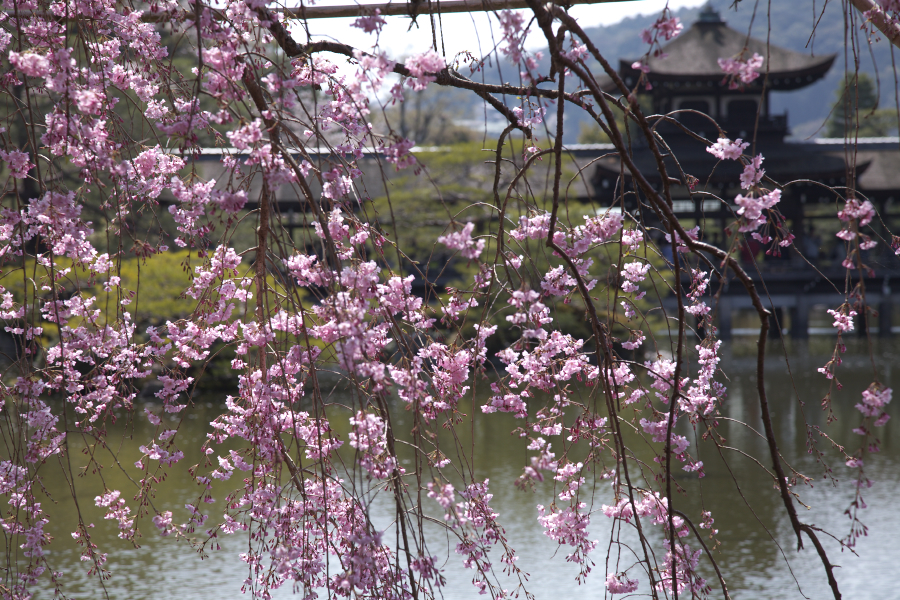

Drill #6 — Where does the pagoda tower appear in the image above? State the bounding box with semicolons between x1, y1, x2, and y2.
623;5;834;142
590;5;849;241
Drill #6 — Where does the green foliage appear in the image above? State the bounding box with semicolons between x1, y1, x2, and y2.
115;250;198;327
825;73;897;138
367;141;500;264
578;121;611;144
2;251;196;330
576;102;639;145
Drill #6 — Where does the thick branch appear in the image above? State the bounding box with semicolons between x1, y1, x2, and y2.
7;0;628;21
800;524;843;600
283;0;627;19
848;0;900;49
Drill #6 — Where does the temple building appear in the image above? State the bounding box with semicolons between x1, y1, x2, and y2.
589;5;899;255
585;5;900;337
622;4;834;143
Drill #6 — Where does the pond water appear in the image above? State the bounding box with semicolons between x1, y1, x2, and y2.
22;338;900;600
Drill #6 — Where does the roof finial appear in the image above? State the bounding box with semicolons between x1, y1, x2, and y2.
698;3;723;24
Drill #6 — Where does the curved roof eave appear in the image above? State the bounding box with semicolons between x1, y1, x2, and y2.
619;53;835;92
615;9;837;92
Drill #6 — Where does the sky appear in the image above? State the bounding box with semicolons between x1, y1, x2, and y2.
291;0;707;62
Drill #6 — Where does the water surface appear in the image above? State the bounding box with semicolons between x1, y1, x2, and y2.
23;338;900;599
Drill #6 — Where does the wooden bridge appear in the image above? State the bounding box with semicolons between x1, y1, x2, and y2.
661;262;900;340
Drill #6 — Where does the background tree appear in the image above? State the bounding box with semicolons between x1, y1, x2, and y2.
386;86;476;144
825;72;896;137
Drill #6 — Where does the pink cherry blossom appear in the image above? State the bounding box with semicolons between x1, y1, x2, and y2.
641;15;683;44
827;307;857;333
0;149;33;178
735;188;781;231
718;52;764;88
706;137;749;160
405;49;445;91
8;52;52;77
606;573;639;594
740;154;765;188
352;9;387;34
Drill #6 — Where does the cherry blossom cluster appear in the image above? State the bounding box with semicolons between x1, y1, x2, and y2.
438;222;486;260
494;9;544;83
827;306;858;334
640;14;684;49
718;52;764;88
837;198;878;268
706;137;795;248
856;384;892;423
843;381;893;547
663;225;700;254
349;411;399;480
353;8;387;35
735;188;782;233
498;10;529;64
706;137;749;160
601;491;710;597
428;479;516;595
606;572;639;595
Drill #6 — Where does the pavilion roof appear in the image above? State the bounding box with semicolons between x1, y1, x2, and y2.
621;6;835;91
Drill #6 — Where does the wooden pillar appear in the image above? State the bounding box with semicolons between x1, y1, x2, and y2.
768;306;784;339
879;299;893;337
718;297;732;341
695;315;706;341
790;297;810;339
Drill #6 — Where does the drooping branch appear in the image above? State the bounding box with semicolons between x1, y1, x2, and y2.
252;4;628;137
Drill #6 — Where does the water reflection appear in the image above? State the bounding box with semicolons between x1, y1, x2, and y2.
27;339;900;599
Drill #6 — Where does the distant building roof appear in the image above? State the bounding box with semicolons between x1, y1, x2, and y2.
188;145;448;160
621;5;835;91
807;137;900;195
